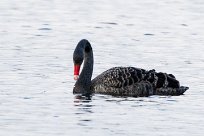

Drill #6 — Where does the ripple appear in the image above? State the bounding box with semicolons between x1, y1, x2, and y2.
35;34;45;36
181;24;188;26
144;33;154;36
38;28;52;31
126;24;134;26
100;22;118;25
95;26;103;29
79;119;92;122
22;97;33;99
184;60;192;64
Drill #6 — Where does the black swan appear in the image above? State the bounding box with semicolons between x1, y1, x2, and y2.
73;39;189;97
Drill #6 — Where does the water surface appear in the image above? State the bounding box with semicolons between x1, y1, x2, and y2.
0;0;204;136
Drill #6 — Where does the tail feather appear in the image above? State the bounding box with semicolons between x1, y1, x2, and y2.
154;86;189;96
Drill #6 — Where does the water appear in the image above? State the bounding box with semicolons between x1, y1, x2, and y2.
0;0;204;135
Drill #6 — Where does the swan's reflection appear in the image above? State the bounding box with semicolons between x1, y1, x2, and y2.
74;94;92;101
73;94;94;127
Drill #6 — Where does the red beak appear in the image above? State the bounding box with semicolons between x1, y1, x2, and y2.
74;64;81;80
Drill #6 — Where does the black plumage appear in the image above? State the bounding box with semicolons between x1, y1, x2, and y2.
73;39;189;97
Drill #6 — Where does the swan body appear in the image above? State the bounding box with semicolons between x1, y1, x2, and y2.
73;39;189;97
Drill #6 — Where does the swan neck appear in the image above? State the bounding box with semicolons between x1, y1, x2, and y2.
74;42;94;95
80;50;94;81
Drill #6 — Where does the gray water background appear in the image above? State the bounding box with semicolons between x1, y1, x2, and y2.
0;0;204;136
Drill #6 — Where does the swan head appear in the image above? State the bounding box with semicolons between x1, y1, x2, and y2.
73;39;92;80
73;41;84;80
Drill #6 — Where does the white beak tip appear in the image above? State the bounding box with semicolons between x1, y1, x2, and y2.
74;75;79;80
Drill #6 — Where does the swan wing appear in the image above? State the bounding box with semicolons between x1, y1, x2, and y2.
92;67;147;88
